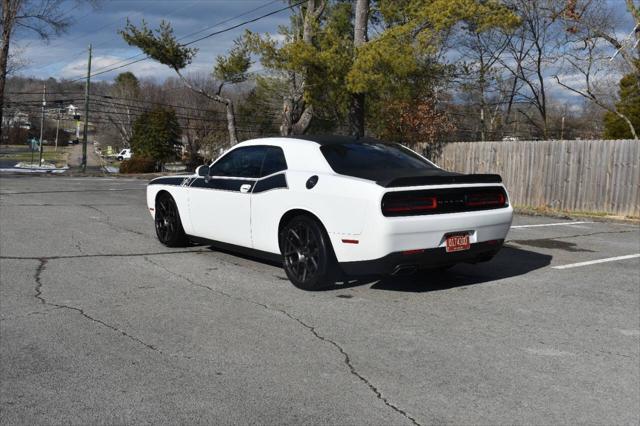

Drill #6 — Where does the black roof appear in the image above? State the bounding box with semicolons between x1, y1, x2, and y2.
286;135;384;145
288;135;503;187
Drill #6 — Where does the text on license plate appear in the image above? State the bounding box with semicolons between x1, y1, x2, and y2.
446;234;470;252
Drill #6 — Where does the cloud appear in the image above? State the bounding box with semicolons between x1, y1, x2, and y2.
13;0;292;82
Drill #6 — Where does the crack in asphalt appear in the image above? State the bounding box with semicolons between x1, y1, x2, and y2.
145;258;421;426
32;258;164;355
82;204;147;236
0;188;144;195
0;249;210;261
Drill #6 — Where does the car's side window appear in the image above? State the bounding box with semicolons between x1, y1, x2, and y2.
209;146;265;178
260;146;287;177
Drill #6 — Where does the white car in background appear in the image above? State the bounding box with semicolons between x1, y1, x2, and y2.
147;136;513;290
117;149;132;161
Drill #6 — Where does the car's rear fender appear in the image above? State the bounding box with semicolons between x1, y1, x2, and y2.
251;172;380;255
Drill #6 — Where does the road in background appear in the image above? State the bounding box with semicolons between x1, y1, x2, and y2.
67;140;103;172
1;175;638;425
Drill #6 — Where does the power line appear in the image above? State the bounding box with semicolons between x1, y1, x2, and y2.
27;0;204;74
182;0;299;47
86;0;281;76
5;93;282;122
91;94;227;115
65;0;307;82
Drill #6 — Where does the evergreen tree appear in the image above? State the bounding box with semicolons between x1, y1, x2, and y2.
604;72;640;139
130;107;182;164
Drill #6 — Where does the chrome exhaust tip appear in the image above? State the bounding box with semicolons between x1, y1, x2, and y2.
391;265;418;276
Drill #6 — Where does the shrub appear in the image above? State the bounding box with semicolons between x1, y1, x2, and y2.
119;157;156;173
183;152;205;172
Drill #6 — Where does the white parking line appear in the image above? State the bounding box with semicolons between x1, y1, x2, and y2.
511;221;594;229
552;254;640;270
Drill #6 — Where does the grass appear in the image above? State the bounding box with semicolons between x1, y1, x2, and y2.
0;145;70;167
514;205;639;222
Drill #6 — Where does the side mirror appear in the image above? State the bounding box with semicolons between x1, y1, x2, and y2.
196;165;210;177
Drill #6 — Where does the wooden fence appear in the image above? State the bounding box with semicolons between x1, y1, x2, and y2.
433;139;640;217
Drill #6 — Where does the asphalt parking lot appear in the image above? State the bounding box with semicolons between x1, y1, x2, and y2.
1;175;639;425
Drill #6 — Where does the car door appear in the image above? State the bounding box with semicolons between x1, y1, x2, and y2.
188;146;266;247
250;146;289;253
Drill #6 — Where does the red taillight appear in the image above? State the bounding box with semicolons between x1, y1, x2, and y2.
466;192;506;207
402;249;425;255
383;196;437;215
382;187;506;217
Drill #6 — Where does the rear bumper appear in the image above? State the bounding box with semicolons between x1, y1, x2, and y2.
330;205;513;263
339;240;503;277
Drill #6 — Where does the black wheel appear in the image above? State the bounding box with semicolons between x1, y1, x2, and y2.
117;156;123;161
155;193;187;247
280;215;338;290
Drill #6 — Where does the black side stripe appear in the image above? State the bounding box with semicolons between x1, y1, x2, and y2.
253;173;287;193
190;177;255;192
148;177;186;186
150;173;288;193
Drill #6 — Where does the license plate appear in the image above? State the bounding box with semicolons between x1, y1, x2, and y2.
446;234;470;252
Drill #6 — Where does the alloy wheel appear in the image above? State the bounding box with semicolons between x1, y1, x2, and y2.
283;222;320;284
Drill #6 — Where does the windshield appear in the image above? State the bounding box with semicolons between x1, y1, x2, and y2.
320;142;436;180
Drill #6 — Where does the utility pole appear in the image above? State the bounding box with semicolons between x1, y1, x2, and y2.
38;84;46;165
54;110;60;151
480;108;485;142
560;116;565;140
82;44;92;172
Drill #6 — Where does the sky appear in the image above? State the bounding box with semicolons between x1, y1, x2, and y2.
11;0;292;82
9;0;638;103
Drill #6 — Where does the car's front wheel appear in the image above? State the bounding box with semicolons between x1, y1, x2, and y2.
280;215;338;291
117;156;123;161
154;193;187;247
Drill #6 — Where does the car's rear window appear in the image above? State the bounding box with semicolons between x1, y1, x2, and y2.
320;142;436;179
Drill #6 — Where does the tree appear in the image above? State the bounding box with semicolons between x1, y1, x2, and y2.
456;17;514;141
603;71;640;138
244;0;326;136
130;106;182;165
495;0;562;138
555;0;639;139
348;0;369;137
353;0;518;142
121;20;250;145
1;0;72;140
104;72;140;147
248;0;517;138
376;98;454;160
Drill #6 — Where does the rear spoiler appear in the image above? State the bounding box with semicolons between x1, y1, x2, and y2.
379;174;502;188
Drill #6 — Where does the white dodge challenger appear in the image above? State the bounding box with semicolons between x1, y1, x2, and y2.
147;136;513;290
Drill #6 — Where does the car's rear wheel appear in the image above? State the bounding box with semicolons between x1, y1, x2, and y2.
280;215;337;291
155;193;187;247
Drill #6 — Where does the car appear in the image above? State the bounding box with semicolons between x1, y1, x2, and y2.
117;149;132;161
146;136;513;290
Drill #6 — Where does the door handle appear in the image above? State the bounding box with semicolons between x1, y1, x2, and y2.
240;184;252;193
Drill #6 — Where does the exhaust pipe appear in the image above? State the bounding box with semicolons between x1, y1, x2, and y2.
391;265;418;276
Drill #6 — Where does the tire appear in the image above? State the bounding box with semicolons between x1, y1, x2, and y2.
117;156;123;161
154;193;188;247
280;215;338;290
